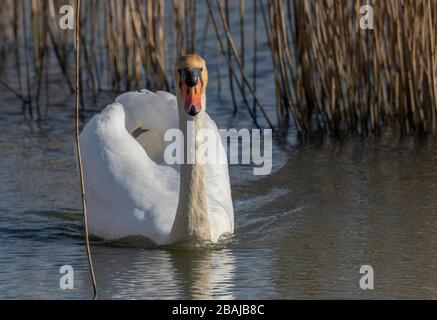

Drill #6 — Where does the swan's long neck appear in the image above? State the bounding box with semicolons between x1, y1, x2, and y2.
169;99;211;243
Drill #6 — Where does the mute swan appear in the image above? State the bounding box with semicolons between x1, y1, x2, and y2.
80;55;234;245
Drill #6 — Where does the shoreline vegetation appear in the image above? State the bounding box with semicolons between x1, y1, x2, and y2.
0;0;436;138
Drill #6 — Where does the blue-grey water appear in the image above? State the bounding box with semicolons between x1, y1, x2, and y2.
1;1;437;299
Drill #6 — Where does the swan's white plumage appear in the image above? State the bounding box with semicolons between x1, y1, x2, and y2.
80;90;234;244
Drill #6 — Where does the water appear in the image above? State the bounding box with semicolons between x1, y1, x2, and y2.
2;87;437;300
2;2;437;300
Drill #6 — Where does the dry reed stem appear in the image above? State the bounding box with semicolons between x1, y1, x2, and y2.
74;0;97;300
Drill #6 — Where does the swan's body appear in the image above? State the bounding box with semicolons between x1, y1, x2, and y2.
80;55;234;245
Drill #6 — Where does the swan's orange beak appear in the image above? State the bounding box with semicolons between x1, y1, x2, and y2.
180;68;203;116
182;82;202;116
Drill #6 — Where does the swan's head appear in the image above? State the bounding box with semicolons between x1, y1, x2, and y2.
175;54;208;117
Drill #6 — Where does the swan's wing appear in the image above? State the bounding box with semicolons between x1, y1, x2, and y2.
80;102;179;244
114;89;179;164
204;114;235;241
115;89;177;134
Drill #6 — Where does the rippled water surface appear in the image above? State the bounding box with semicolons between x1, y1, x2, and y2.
2;93;437;299
2;2;437;300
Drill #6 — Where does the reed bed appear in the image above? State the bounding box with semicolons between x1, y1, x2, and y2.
0;0;436;137
266;0;437;136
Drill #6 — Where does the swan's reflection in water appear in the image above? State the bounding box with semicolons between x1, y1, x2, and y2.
92;246;236;299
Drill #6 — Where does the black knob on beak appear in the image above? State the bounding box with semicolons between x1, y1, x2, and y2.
184;70;198;88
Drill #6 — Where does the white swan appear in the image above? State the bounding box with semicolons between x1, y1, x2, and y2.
80;55;234;245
